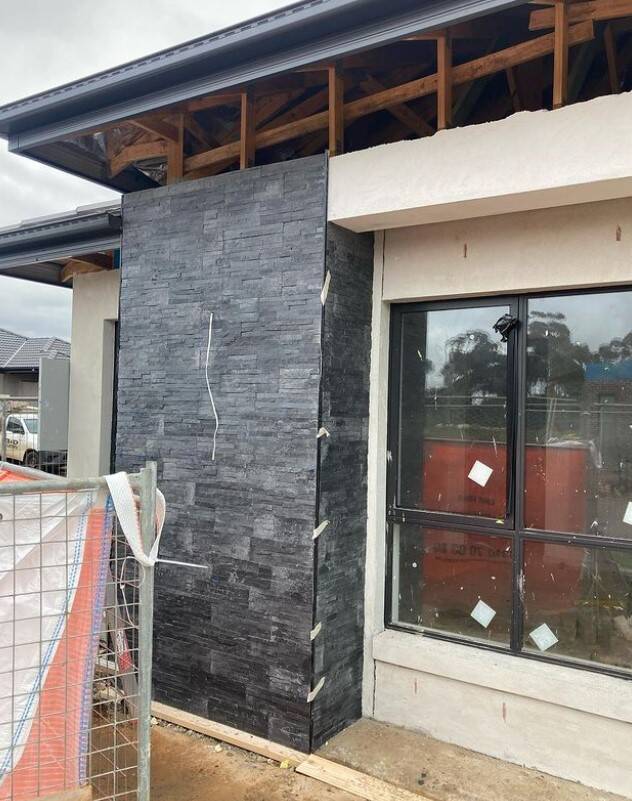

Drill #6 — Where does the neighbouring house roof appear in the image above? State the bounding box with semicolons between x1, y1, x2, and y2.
0;328;70;373
0;202;121;287
0;0;522;191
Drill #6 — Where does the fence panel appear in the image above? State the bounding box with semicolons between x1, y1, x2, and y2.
0;463;156;801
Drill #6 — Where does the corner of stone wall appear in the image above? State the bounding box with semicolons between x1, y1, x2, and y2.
310;222;374;749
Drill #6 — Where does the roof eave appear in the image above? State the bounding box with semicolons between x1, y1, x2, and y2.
0;0;524;150
0;205;122;287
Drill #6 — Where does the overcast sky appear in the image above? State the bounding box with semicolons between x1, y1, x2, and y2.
0;0;288;340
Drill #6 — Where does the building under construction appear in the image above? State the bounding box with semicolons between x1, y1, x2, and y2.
0;0;631;796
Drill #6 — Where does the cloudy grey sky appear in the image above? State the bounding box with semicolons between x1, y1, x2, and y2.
0;0;288;339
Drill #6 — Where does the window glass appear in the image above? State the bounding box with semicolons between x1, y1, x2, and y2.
525;291;632;538
523;540;632;671
398;306;510;517
392;524;512;644
23;418;38;435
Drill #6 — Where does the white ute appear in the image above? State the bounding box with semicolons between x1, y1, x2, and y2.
4;413;40;467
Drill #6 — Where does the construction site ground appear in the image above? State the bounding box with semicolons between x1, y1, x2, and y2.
151;717;626;801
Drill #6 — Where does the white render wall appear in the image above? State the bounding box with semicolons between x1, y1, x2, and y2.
328;91;632;232
382;196;632;301
67;270;119;478
356;200;632;793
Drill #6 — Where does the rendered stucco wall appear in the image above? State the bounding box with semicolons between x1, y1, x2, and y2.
67;269;119;478
383;196;632;301
0;374;38;397
328;91;632;232
363;202;632;797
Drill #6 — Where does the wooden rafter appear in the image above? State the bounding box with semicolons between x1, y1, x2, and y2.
553;0;569;108
255;88;305;128
505;67;522;111
184;114;214;149
240;91;256;169
436;32;453;129
358;74;434;136
166;114;185;183
328;63;344;155
604;23;620;92
260;86;329;131
131;116;180;143
182;21;594;175
529;0;632;29
110;139;168;177
61;253;113;284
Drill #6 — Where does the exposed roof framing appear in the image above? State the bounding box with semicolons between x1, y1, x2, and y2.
0;203;121;287
0;0;630;191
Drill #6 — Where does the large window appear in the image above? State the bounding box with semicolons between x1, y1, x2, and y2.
387;290;632;675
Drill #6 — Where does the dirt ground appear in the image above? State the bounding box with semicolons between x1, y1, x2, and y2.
151;724;355;801
151;718;627;801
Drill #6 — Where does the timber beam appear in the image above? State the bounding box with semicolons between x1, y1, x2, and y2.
529;0;632;29
328;63;345;155
183;21;594;175
110;140;168;177
61;253;113;283
553;0;569;108
166;114;185;183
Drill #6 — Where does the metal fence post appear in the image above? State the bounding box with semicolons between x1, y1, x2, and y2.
0;397;7;462
137;461;157;801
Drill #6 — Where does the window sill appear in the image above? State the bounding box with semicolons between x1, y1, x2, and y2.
372;628;632;725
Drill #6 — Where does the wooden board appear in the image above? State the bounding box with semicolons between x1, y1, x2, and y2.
151;702;305;764
296;755;434;801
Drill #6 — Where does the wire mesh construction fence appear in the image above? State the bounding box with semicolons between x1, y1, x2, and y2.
0;462;157;801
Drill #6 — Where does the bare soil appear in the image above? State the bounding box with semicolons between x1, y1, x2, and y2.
151;724;354;801
150;718;627;801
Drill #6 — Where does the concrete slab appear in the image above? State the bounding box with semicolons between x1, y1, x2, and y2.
318;718;627;801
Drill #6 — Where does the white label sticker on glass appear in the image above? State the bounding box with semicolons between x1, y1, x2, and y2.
529;623;559;652
623;502;632;526
468;460;493;487
470;600;496;628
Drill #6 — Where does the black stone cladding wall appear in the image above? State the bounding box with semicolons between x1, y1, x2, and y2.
312;224;374;748
116;155;373;752
117;156;327;750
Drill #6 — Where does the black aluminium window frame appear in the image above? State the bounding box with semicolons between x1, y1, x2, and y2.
385;285;632;681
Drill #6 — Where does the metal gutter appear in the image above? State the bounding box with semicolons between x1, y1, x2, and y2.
1;0;523;153
0;204;121;286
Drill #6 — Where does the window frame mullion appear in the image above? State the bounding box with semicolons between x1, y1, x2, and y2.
511;294;529;652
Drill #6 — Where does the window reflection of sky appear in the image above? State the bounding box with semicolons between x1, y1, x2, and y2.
423;306;508;389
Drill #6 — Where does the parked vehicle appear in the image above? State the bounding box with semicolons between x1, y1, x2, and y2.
1;413;66;472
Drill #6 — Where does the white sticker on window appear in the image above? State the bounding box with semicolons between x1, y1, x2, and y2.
623;502;632;526
529;623;559;652
468;460;493;487
470;599;496;628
